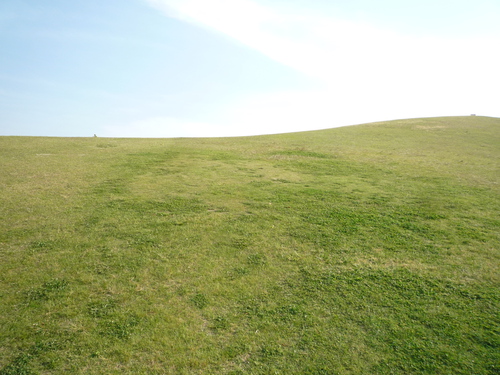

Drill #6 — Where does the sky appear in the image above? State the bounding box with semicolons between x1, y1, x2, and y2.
1;0;499;138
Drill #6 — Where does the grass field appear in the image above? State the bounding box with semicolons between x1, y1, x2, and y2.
0;116;499;374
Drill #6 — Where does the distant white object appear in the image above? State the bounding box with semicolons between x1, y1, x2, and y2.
470;114;476;116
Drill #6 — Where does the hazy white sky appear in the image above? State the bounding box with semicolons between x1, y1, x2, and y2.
1;0;499;137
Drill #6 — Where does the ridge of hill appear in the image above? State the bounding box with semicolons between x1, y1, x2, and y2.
1;116;499;374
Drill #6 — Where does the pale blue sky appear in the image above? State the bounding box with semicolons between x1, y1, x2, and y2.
1;0;499;137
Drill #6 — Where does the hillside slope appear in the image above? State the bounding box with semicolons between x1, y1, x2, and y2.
0;116;499;374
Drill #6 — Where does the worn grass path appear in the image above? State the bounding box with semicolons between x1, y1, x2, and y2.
1;116;499;374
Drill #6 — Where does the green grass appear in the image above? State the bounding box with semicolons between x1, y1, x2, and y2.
0;116;499;374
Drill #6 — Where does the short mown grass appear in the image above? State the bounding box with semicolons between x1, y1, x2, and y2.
0;116;499;374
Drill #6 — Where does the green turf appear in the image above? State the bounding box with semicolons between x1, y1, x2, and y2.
0;116;499;374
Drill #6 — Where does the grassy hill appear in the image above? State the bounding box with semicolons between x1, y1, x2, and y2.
0;116;499;374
